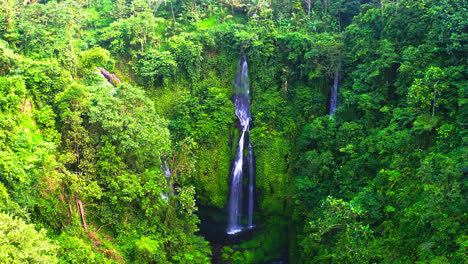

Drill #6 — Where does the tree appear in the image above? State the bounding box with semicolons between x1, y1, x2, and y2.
300;196;372;263
56;83;100;232
134;50;177;87
57;83;93;175
0;40;21;75
0;75;26;113
57;227;114;263
0;213;58;263
408;66;447;117
88;83;171;170
78;47;111;73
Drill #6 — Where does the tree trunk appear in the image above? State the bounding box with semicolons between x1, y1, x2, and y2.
69;203;73;217
170;1;176;23
432;85;437;117
339;12;341;32
193;0;199;27
77;199;88;231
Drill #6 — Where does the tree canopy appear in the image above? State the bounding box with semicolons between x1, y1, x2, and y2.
0;0;466;263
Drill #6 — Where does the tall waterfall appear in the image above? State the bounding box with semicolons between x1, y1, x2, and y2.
227;56;255;234
329;63;341;116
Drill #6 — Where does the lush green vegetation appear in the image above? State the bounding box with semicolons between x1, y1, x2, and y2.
0;0;466;263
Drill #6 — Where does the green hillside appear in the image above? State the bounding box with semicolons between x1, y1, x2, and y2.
0;0;466;263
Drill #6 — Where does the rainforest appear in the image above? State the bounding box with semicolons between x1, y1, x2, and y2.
0;0;466;263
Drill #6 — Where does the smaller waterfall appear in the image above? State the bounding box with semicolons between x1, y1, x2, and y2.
160;160;171;200
164;161;171;188
96;67;121;87
247;142;255;229
95;71;110;85
95;70;117;95
329;63;341;116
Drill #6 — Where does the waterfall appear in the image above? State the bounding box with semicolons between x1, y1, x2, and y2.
247;142;254;229
227;56;255;234
329;63;341;116
160;160;171;200
95;70;117;95
164;161;171;192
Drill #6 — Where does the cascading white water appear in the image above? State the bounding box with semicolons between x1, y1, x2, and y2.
160;160;171;200
329;63;341;116
227;129;246;234
95;70;117;95
227;56;255;234
247;142;254;229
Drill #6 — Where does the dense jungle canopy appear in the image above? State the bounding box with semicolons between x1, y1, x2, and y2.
0;0;466;263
